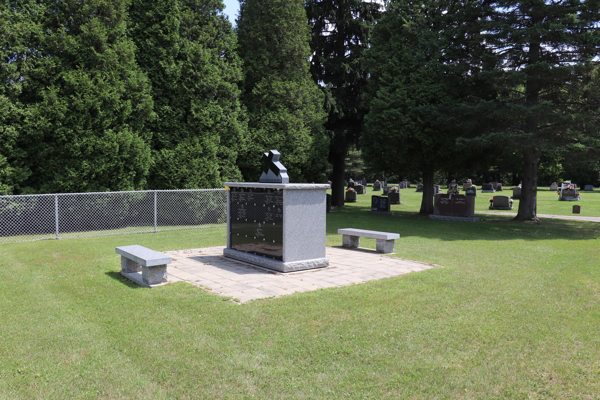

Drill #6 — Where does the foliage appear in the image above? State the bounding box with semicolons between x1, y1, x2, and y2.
306;0;382;205
236;0;328;183
130;0;246;189
362;0;487;214
2;0;155;194
474;0;600;220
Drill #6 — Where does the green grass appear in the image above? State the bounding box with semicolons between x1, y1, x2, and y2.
349;185;600;217
1;204;599;399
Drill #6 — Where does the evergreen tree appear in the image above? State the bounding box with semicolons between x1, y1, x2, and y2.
362;0;489;214
130;0;246;189
4;0;155;194
236;0;328;182
0;2;43;194
306;0;382;206
481;0;600;220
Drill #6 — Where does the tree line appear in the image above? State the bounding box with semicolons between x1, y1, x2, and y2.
2;0;599;221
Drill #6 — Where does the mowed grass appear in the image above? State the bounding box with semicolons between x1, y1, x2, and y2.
1;201;599;399
351;185;600;217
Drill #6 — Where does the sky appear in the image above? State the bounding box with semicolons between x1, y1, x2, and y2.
222;0;240;23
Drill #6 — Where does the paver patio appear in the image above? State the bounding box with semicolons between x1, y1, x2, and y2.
163;246;436;303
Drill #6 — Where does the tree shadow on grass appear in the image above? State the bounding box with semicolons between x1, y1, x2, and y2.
105;271;145;289
326;206;600;242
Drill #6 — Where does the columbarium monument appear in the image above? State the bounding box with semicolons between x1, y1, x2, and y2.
223;150;330;272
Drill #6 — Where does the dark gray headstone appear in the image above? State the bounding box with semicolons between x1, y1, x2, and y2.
259;150;289;183
584;185;594;191
465;186;477;196
371;196;390;212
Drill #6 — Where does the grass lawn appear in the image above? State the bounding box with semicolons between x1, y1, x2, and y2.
354;185;600;217
1;200;599;399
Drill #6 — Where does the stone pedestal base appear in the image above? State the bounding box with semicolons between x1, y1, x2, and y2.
223;248;328;273
376;239;395;254
142;265;168;284
343;235;360;249
121;257;142;273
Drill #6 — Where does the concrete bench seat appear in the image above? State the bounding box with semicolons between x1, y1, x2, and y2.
116;245;172;287
338;228;400;254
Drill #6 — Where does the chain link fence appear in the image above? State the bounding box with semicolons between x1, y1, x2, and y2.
0;189;227;243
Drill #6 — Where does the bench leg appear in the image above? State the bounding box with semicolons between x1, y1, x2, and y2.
121;257;142;273
142;265;168;285
343;235;360;249
376;239;395;254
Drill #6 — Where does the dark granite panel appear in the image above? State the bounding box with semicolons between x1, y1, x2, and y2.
230;188;283;261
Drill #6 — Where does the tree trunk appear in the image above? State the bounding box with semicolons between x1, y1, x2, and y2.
330;147;346;207
515;149;540;221
419;169;435;214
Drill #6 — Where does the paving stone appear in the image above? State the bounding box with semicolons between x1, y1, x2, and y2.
162;246;436;303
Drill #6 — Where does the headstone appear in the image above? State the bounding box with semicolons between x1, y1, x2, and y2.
382;181;388;187
345;189;357;202
388;190;401;204
355;184;365;195
463;181;473;190
573;205;581;214
465;186;477;196
433;185;441;195
224;150;329;273
584;185;594;191
362;179;367;186
382;186;389;195
559;185;580;201
481;183;495;193
433;194;476;218
512;186;521;200
259;150;289;183
495;182;503;191
348;179;355;188
416;184;423;192
371;196;390;213
373;181;381;191
489;195;513;210
550;182;558;191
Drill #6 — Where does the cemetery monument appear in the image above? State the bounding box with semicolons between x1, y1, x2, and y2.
223;150;329;272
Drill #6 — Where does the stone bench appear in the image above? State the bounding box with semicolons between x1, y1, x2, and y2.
116;245;172;287
338;228;400;254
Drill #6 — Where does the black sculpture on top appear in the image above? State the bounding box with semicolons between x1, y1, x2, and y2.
260;150;289;183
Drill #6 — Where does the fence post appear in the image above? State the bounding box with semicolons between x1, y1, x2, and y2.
55;195;60;239
153;191;157;233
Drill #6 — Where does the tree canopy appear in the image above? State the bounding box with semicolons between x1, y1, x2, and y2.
236;0;328;182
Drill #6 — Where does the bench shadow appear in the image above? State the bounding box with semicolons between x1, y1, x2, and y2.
105;271;145;289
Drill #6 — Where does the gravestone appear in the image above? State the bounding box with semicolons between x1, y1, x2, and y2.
348;179;355;188
573;205;581;214
559;186;580;201
512;187;521;200
345;189;357;202
373;182;381;191
362;179;367;186
550;182;558;191
465;186;477;196
416;184;423;192
388;190;401;204
463;181;473;190
495;183;503;191
355;184;365;195
448;180;459;195
431;193;478;222
433;185;441;195
382;186;389;195
481;183;495;193
489;195;513;210
371;196;391;214
224;150;329;272
584;185;594;191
